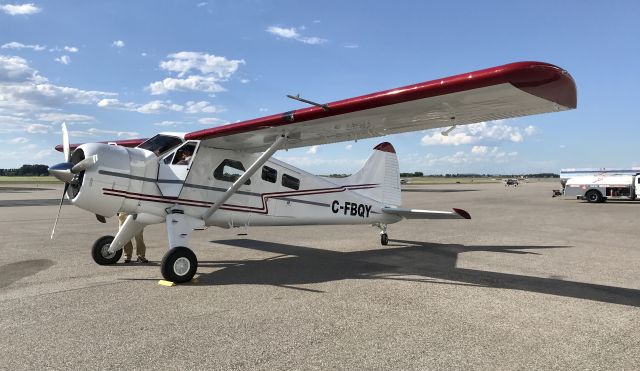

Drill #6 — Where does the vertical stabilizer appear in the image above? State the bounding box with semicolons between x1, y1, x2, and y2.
332;142;401;206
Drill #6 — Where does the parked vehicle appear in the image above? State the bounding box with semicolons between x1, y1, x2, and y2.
564;174;640;203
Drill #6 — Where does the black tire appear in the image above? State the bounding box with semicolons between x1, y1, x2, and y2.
585;190;603;203
381;233;389;246
91;235;122;265
161;247;197;283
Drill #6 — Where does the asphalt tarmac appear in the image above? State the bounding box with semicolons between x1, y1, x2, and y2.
0;182;638;370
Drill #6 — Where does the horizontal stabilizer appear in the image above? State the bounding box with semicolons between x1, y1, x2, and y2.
381;207;471;220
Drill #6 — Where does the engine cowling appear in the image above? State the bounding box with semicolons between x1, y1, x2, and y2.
69;143;132;217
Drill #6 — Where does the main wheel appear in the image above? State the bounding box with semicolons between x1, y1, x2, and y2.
161;247;197;283
381;233;389;246
585;190;603;203
91;235;122;265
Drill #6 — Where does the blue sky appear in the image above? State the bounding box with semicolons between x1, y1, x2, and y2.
1;0;639;174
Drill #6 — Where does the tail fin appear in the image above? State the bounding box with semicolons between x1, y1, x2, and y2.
334;142;401;206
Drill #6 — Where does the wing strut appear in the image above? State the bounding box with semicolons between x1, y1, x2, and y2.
201;134;288;221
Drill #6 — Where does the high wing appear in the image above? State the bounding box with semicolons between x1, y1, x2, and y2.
186;61;575;152
57;61;576;152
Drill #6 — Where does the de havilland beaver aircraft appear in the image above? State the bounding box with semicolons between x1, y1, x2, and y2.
49;61;576;283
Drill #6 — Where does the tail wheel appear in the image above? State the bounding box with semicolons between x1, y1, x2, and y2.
585;190;603;203
91;235;122;265
161;247;198;283
381;233;389;246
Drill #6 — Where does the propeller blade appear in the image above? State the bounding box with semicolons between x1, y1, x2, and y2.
71;155;98;173
50;183;69;240
62;122;70;162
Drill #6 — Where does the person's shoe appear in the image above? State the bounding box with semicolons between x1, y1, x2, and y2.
124;258;132;263
136;256;149;263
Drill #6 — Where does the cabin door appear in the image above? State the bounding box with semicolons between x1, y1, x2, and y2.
157;141;200;197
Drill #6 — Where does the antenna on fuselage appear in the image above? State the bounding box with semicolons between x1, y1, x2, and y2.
287;94;330;111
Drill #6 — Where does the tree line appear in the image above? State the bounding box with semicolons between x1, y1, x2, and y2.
0;164;50;176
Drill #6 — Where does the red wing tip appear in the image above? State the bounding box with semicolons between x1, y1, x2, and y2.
452;208;471;219
373;142;396;153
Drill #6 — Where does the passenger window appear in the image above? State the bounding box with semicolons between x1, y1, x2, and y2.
172;143;197;166
262;166;277;183
214;159;251;185
282;174;300;190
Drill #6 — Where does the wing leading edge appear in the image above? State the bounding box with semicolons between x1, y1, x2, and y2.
55;61;576;153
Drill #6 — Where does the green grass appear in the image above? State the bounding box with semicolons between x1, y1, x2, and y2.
0;176;62;184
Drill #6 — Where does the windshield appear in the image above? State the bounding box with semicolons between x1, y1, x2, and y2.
137;134;183;156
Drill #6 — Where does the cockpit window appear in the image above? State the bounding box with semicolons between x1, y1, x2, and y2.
137;134;183;156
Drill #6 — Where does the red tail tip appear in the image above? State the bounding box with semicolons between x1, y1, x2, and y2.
453;208;471;219
373;142;396;153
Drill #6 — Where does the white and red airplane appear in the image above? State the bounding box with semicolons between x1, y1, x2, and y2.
49;61;576;283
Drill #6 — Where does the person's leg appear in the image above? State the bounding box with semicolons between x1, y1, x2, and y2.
135;231;147;262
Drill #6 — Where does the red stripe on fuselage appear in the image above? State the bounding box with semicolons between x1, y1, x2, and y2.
102;183;379;214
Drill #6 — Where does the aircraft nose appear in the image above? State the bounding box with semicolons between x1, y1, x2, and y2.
48;162;75;183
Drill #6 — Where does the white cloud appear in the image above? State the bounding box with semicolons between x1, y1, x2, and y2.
0;56;115;114
0;55;43;82
196;2;208;6
403;147;518;168
524;125;536;136
185;100;221;114
148;52;245;95
69;128;138;138
112;40;125;48
149;75;225;95
343;43;359;49
0;3;41;15
420;121;536;146
55;55;71;65
345;144;353;150
97;98;183;114
158;52;245;78
9;137;29;144
26;123;51;133
1;42;46;51
258;107;268;112
38;113;94;122
63;46;79;53
197;117;226;125
266;26;327;45
240;79;249;84
307;145;319;155
153;120;186;127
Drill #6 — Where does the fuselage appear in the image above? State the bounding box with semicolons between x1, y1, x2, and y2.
67;136;402;229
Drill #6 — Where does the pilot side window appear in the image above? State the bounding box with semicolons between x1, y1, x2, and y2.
282;174;300;190
214;159;251;185
172;143;197;166
262;166;277;183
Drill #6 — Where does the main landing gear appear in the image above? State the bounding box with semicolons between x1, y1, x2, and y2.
90;235;198;284
91;235;122;265
160;247;198;283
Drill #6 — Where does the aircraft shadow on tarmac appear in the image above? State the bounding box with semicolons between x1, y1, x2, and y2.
197;239;640;307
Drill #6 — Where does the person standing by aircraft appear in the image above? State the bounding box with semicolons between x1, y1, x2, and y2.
117;213;148;263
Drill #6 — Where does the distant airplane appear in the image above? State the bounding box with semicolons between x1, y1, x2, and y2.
49;61;576;283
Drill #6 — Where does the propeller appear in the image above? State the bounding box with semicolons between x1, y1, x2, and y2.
49;123;102;239
50;122;71;239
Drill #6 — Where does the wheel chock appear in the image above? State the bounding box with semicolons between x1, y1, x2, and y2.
191;276;200;284
158;280;176;287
